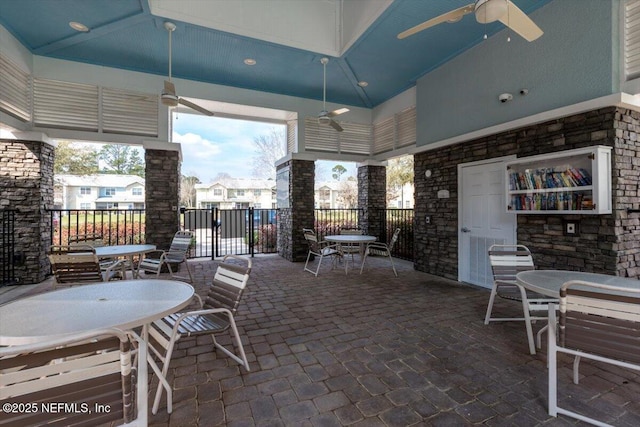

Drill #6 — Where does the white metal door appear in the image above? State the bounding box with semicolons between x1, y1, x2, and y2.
458;158;516;288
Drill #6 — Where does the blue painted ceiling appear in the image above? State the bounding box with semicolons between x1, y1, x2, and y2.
0;0;552;109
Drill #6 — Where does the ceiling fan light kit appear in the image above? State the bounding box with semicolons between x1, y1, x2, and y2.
475;0;508;24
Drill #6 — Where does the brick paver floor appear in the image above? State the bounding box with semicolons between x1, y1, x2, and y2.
4;254;638;426
141;255;640;426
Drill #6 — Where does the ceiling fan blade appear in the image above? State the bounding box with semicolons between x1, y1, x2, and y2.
164;80;176;95
329;119;343;132
397;4;474;39
328;107;349;117
498;1;543;41
178;98;214;116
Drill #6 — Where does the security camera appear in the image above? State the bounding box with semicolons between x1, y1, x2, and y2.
499;93;513;103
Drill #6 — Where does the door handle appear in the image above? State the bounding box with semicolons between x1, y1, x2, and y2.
461;227;471;233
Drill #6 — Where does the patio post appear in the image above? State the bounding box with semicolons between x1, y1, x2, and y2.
276;158;315;262
1;134;54;285
143;142;181;250
357;161;386;241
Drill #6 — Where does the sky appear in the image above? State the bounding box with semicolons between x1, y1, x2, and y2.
171;113;356;184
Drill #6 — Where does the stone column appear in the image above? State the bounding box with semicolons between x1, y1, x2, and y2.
358;162;387;241
1;135;54;285
144;143;181;250
277;158;315;262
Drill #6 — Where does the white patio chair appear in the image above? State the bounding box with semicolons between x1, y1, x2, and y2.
548;280;640;426
303;228;344;276
0;328;144;426
148;255;252;414
48;244;125;289
139;230;194;282
360;228;400;277
69;232;131;277
340;228;364;264
485;244;557;355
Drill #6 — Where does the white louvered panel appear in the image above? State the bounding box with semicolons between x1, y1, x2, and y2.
339;122;371;154
0;53;31;121
33;78;98;130
396;106;416;148
304;117;338;152
287;120;297;154
373;116;395;154
625;0;640;79
102;87;158;136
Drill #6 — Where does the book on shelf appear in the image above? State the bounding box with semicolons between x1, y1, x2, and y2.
509;166;592;191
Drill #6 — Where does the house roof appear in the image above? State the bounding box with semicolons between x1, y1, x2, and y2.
195;178;276;190
54;174;145;187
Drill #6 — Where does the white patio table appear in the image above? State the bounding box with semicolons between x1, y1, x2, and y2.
516;270;640;298
95;243;156;278
0;279;194;419
325;235;377;273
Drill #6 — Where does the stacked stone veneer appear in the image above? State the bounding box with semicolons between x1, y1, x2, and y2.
277;159;315;262
415;106;640;280
357;165;387;241
0;138;54;284
145;149;180;250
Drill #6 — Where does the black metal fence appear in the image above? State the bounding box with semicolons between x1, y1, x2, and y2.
45;207;413;261
1;210;16;287
48;209;146;246
182;208;278;258
312;208;414;261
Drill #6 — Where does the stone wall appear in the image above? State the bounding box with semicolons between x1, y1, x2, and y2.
145;148;180;250
277;159;315;262
0;138;54;284
414;106;640;280
357;165;387;241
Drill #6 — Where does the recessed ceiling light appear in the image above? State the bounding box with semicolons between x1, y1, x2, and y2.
244;58;256;66
358;81;368;87
69;21;89;32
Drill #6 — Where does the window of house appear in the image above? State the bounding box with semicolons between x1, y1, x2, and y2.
80;187;91;195
80;203;91;209
202;202;219;209
237;189;245;196
405;200;411;208
254;203;261;209
254;189;261;196
213;188;223;196
132;187;142;196
105;188;116;196
397;201;402;208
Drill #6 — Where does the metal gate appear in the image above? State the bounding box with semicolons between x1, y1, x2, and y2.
1;210;16;286
182;208;277;258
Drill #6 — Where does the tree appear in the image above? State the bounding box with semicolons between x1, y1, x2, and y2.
54;141;99;175
386;155;414;205
99;144;145;177
337;177;358;208
180;174;201;207
332;164;347;181
252;127;286;179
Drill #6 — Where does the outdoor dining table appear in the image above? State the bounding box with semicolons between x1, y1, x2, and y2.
516;270;640;298
94;243;156;278
0;279;194;420
324;235;377;273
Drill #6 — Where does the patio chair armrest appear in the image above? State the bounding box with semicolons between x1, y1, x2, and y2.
144;249;168;258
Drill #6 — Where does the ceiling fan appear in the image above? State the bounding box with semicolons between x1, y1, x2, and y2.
317;57;349;132
160;22;214;116
397;0;543;42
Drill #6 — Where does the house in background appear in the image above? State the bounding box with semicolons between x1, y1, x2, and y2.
195;178;276;210
54;174;145;210
388;182;415;209
315;180;358;209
